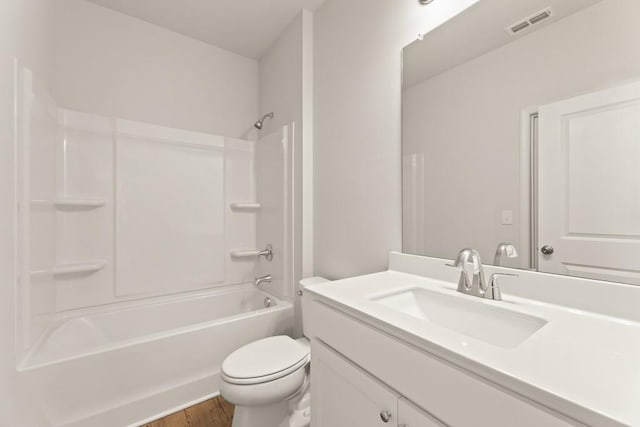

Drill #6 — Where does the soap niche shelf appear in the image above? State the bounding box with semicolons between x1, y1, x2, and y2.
230;202;261;212
31;261;106;278
31;198;106;209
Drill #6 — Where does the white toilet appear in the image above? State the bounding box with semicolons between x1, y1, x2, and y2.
219;277;329;427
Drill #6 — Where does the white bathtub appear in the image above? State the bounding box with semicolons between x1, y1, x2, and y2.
19;286;294;427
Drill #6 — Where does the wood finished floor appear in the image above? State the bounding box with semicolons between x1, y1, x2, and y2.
143;396;234;427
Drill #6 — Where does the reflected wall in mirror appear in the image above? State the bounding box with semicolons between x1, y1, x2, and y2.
402;0;640;285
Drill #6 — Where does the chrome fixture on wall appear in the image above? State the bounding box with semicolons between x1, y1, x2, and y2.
259;244;274;261
254;112;274;129
418;0;435;5
229;244;273;261
254;274;272;287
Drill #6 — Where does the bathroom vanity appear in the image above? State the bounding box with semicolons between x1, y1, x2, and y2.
303;253;640;427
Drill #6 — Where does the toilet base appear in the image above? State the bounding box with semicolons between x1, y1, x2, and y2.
232;401;289;427
231;390;311;427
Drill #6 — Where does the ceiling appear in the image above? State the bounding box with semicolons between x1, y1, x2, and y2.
403;0;602;88
86;0;326;59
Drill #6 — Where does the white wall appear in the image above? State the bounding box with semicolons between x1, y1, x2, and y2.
53;0;258;138
313;0;477;279
403;0;640;264
0;0;54;424
258;11;314;333
259;11;306;137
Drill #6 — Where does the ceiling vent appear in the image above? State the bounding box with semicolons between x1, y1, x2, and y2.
506;8;553;35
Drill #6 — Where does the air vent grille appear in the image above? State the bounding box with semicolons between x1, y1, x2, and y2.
506;8;552;35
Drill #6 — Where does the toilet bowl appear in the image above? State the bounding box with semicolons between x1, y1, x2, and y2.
219;277;329;427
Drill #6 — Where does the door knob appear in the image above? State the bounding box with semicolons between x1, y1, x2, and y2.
379;410;392;423
540;245;554;255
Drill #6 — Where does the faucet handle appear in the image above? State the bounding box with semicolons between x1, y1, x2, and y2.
485;273;518;301
490;272;519;280
258;244;274;262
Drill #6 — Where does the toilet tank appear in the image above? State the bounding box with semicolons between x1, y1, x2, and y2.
299;277;330;337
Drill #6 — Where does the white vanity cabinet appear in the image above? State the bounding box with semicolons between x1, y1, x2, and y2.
306;299;578;427
311;341;399;426
398;398;445;427
311;340;443;427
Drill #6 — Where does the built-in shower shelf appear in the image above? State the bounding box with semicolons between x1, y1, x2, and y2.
31;198;106;209
31;261;106;277
55;198;106;208
230;202;261;211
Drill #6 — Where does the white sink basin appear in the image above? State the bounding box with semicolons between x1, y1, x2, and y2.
371;288;547;348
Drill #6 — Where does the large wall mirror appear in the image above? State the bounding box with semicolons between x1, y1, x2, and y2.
402;0;640;285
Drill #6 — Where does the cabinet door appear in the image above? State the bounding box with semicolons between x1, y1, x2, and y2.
398;398;445;427
311;341;399;427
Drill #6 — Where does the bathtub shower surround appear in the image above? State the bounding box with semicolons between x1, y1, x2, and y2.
20;102;260;321
15;66;295;426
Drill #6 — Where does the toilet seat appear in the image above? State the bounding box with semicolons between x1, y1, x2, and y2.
221;336;310;385
220;363;307;407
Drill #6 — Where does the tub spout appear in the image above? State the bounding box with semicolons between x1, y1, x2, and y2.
254;274;272;287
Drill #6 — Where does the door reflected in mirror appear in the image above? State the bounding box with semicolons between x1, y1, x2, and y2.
402;0;640;285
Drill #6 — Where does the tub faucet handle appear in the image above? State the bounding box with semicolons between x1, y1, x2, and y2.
258;244;274;262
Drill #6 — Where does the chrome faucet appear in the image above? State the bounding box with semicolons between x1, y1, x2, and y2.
254;274;272;287
493;242;518;266
448;248;516;301
449;248;487;297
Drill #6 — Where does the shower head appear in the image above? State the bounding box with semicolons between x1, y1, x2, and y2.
254;112;274;130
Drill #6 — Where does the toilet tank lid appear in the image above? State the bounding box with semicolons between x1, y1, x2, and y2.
299;276;330;288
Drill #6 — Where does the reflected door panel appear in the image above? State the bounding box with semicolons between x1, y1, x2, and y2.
538;80;640;284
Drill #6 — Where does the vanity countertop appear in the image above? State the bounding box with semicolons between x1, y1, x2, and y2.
306;267;640;427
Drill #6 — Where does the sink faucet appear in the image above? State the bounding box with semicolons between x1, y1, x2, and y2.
448;248;516;301
254;274;272;287
449;248;487;297
493;242;518;267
